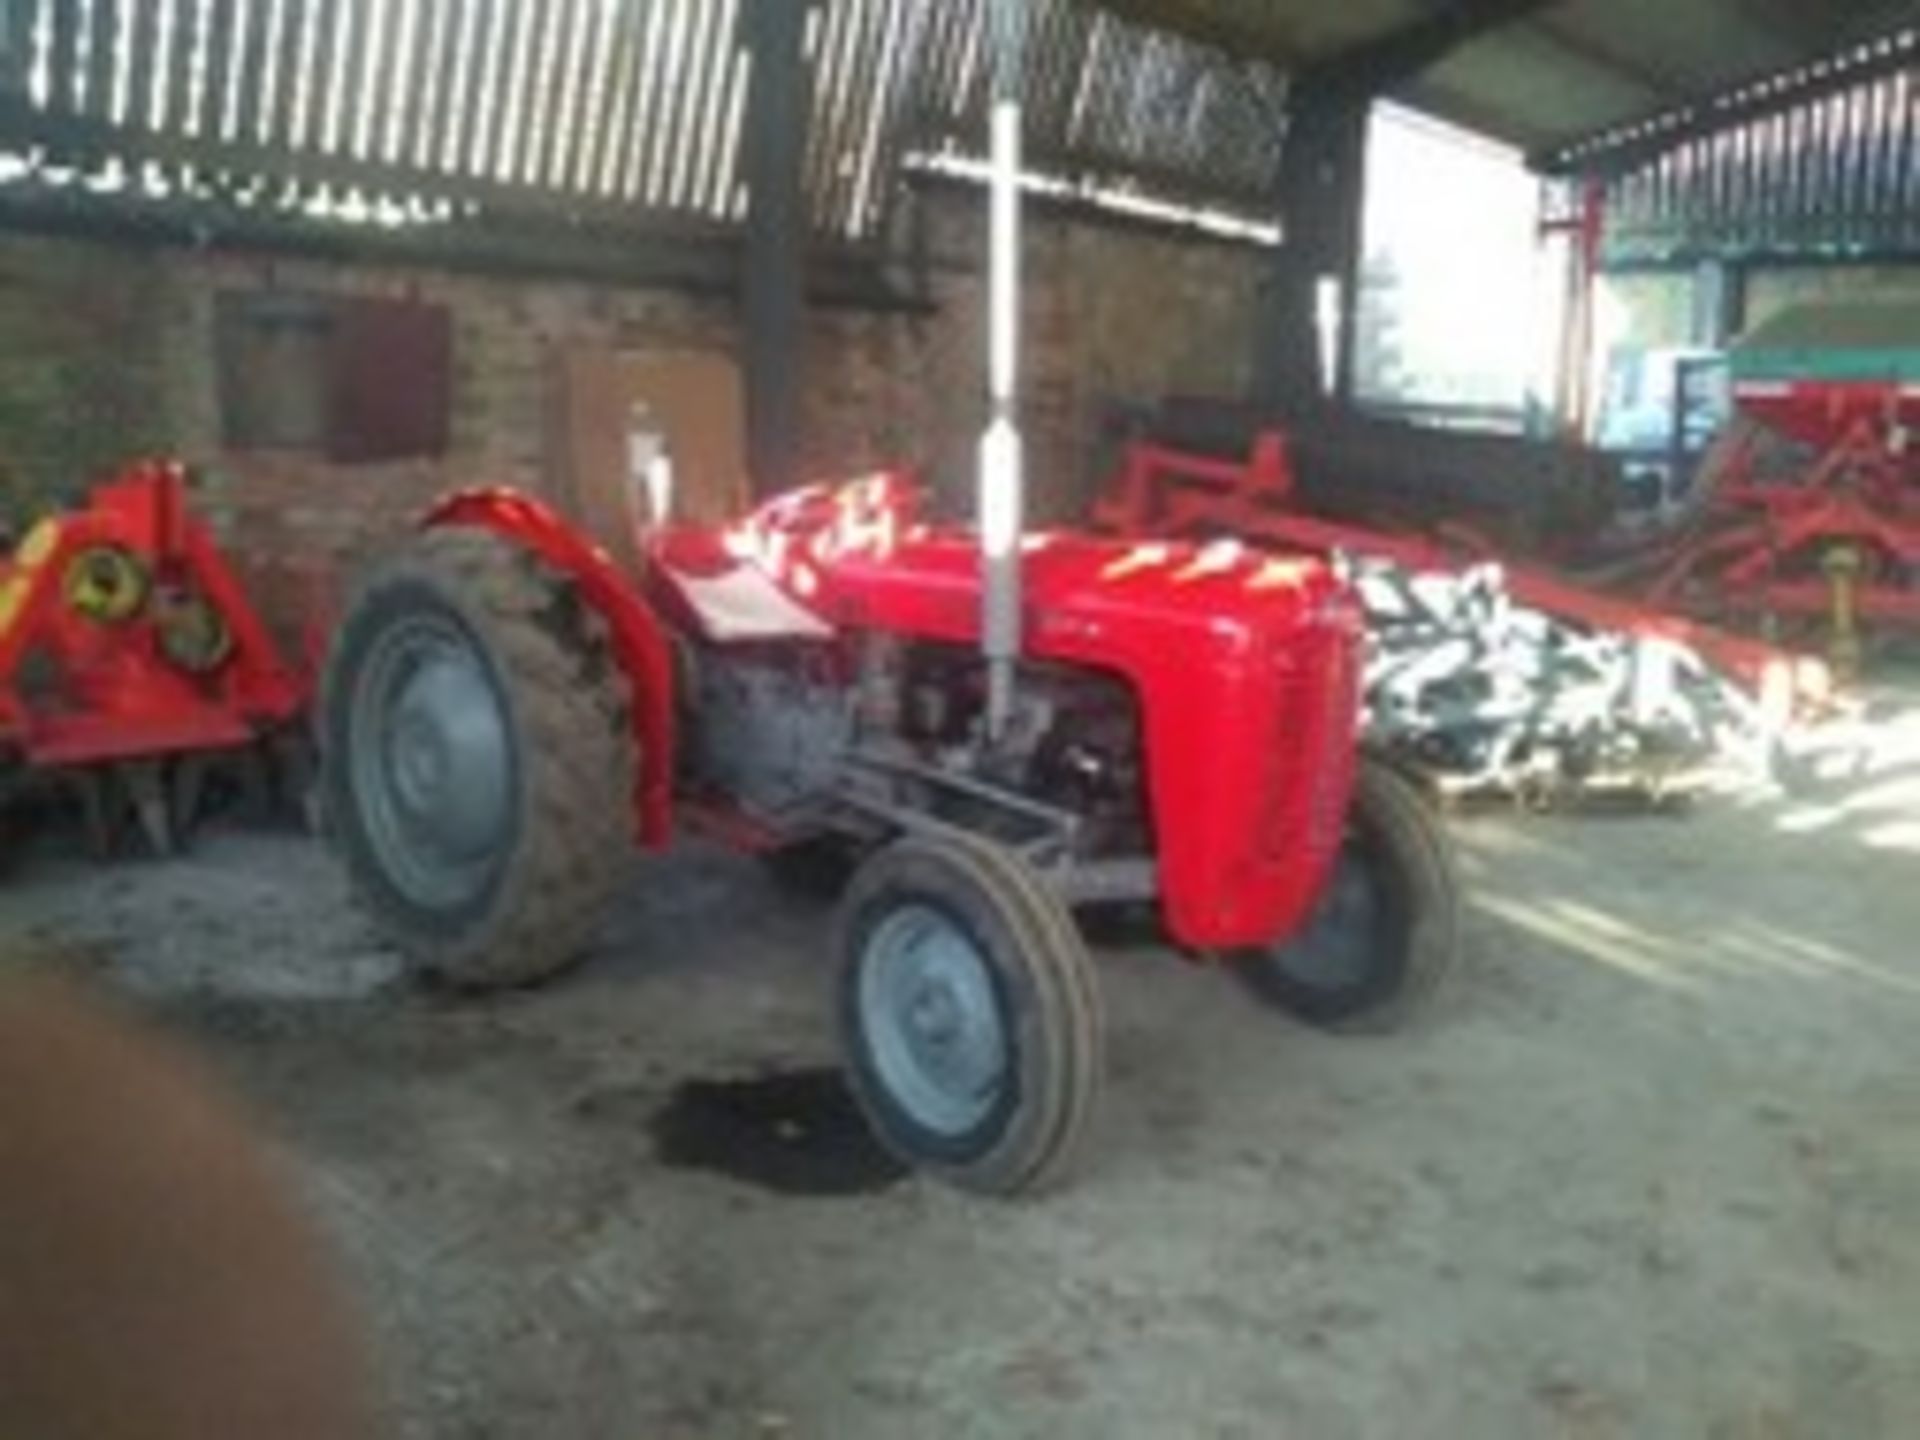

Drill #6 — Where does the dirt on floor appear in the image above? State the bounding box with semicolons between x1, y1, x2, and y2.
2;695;1919;1440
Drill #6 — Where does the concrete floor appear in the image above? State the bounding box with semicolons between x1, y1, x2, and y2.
3;699;1919;1439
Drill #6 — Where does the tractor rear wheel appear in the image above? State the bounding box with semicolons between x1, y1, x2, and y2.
320;528;634;990
835;834;1103;1196
1234;760;1459;1031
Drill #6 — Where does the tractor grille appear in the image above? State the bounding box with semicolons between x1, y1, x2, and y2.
1309;628;1361;863
1261;610;1360;880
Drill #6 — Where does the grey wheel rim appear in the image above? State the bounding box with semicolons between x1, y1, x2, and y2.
349;613;515;912
857;904;1008;1137
1273;851;1381;991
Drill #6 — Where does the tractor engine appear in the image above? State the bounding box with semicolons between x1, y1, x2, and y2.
685;641;855;824
685;636;1145;856
892;648;1146;856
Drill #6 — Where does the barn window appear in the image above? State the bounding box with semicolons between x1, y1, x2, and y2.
216;293;452;462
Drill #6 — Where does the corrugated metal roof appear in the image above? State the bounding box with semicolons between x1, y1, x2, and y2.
0;0;1290;251
1419;0;1919;165
911;0;1290;212
1;0;768;230
0;0;1906;274
1597;30;1918;265
1098;0;1920;164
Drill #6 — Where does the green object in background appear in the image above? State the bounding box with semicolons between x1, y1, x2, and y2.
1730;299;1920;387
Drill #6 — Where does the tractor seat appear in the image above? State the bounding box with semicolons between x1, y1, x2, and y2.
648;474;922;644
657;560;833;643
649;524;832;643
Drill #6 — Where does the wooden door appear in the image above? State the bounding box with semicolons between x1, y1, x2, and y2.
553;345;749;569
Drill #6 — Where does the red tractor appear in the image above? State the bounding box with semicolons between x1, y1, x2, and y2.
318;471;1460;1195
319;8;1454;1194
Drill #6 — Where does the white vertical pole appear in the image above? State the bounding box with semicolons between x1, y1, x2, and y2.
981;0;1027;742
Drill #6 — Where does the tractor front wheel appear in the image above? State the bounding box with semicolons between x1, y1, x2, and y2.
1234;761;1459;1031
836;835;1103;1196
319;528;635;990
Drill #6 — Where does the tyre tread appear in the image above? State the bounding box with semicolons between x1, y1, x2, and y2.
1236;760;1460;1032
320;527;637;989
836;833;1103;1197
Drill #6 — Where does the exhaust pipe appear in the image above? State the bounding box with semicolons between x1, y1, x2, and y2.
981;0;1027;742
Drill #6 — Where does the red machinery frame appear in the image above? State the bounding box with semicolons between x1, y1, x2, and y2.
0;460;306;768
1638;383;1920;632
1093;430;1819;713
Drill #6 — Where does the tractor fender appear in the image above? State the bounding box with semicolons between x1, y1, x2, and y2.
421;488;674;848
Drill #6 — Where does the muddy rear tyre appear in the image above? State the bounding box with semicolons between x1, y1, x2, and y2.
320;528;634;990
1234;761;1459;1031
836;834;1103;1197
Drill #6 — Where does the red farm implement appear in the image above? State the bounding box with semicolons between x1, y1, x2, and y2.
0;460;308;854
1602;300;1920;671
1094;429;1822;804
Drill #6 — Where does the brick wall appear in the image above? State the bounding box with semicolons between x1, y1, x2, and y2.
801;191;1266;522
164;253;737;634
0;190;1267;633
0;237;175;522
